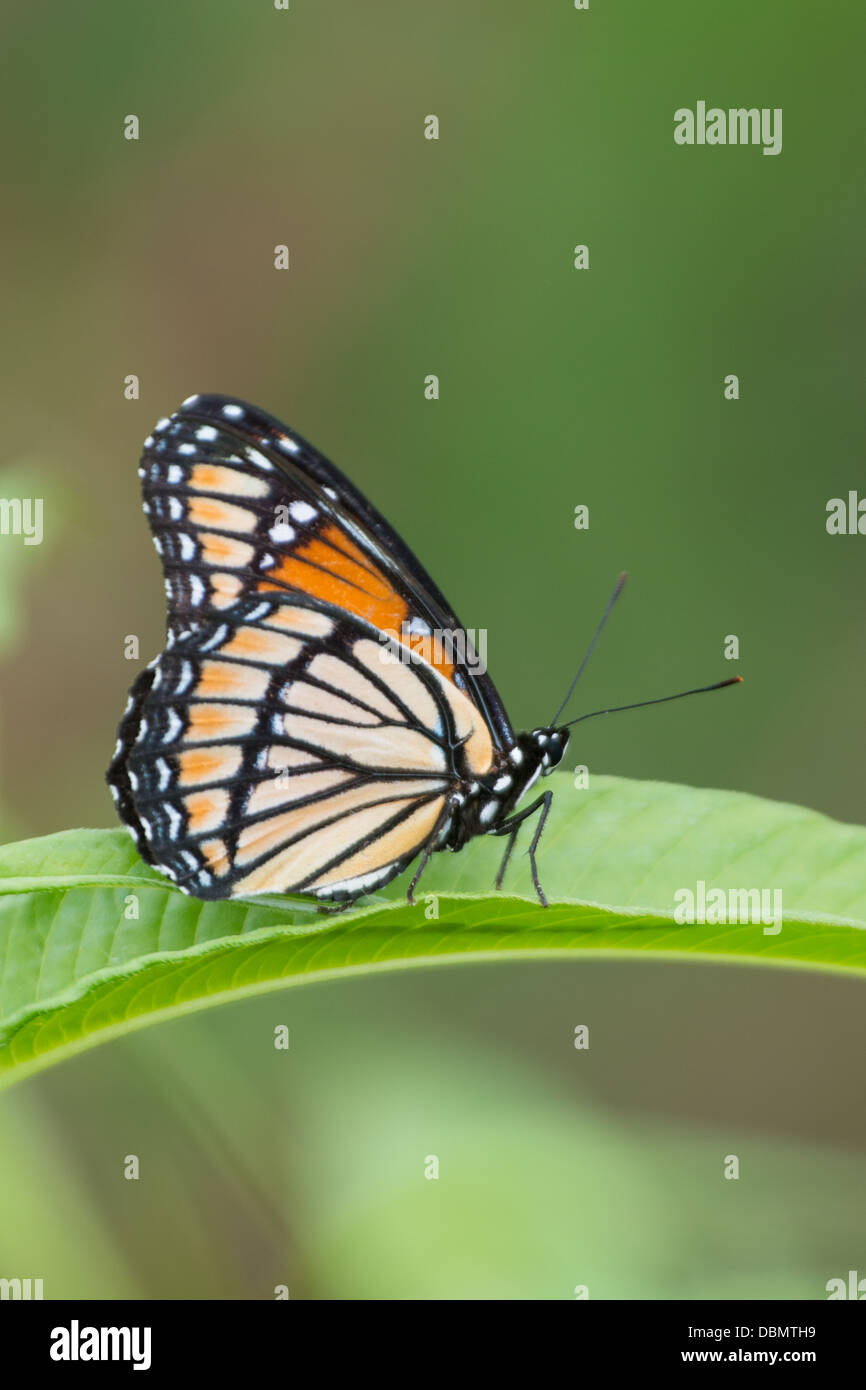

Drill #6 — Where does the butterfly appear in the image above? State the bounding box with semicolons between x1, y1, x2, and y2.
108;394;739;908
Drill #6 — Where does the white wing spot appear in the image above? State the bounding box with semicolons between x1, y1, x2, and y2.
196;425;218;441
164;709;183;743
289;500;317;524
269;523;295;544
199;623;228;652
175;660;194;695
222;403;244;419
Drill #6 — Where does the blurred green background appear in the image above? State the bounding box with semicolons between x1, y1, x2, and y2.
1;0;864;1298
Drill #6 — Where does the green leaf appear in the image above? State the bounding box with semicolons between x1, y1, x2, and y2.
1;772;865;1086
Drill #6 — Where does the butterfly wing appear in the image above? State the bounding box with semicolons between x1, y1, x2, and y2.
139;394;515;751
108;591;495;900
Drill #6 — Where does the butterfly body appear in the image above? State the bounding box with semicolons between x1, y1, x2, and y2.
440;725;568;851
108;395;569;907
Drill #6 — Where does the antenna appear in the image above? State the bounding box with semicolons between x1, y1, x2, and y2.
562;676;743;729
549;571;627;725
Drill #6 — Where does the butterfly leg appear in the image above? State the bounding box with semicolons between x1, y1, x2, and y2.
494;824;520;891
406;799;454;905
491;791;553;904
526;790;554;907
315;898;354;916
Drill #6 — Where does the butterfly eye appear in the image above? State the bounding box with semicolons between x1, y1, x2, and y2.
537;728;568;774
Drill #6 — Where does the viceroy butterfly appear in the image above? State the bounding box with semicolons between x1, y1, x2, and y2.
108;394;739;908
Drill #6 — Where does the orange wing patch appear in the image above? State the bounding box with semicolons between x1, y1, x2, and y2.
260;522;455;681
185;788;230;835
178;747;242;787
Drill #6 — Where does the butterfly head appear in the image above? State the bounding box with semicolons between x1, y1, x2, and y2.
525;725;570;777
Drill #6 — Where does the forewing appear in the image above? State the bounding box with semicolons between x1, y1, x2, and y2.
139;394;515;749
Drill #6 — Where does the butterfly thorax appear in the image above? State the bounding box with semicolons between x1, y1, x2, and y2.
445;726;570;850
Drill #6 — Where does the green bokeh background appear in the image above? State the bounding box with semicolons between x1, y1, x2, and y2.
0;0;864;1298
